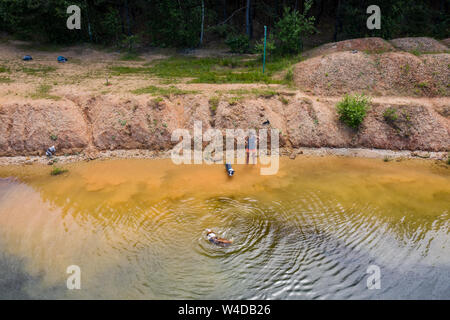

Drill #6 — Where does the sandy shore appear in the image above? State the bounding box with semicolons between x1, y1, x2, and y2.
0;147;448;166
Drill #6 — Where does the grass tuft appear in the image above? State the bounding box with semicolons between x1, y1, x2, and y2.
131;85;199;96
383;107;398;123
228;96;243;105
0;65;10;73
227;88;278;98
50;167;68;176
31;84;60;100
209;96;220;113
21;65;56;76
0;76;12;83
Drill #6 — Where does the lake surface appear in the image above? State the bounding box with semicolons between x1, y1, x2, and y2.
0;157;449;299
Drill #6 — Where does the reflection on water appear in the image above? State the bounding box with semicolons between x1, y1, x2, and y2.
0;157;449;299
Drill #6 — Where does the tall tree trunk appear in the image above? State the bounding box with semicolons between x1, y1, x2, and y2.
333;0;342;42
246;0;252;39
316;0;325;24
200;0;204;45
222;0;227;20
84;0;93;42
124;0;131;36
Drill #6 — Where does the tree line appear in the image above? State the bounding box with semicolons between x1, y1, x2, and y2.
0;0;448;51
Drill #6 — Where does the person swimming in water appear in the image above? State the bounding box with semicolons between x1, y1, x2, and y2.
206;229;233;247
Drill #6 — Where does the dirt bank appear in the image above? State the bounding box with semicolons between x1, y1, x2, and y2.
294;51;450;97
303;37;396;58
0;94;448;157
390;37;449;53
0;37;449;159
294;37;449;97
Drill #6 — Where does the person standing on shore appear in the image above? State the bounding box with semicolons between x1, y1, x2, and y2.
246;132;257;165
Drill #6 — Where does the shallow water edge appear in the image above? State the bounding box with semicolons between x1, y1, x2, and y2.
0;147;448;166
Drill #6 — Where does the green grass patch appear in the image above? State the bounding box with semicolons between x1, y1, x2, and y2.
0;65;10;73
416;81;429;89
191;71;278;84
279;96;289;105
50;167;68;176
410;49;422;56
137;54;303;84
0;76;12;83
228;96;244;105
31;84;60;100
131;85;199;96
21;65;56;76
227;88;279;98
152;97;164;104
158;78;180;84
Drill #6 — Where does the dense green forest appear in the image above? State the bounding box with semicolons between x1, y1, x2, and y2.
0;0;448;51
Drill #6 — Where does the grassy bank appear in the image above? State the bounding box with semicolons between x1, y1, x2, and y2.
110;55;302;85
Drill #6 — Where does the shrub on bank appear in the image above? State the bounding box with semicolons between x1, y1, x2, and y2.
336;94;370;129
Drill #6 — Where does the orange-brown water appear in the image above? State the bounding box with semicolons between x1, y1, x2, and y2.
0;157;449;299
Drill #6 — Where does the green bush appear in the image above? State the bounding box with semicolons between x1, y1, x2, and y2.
254;33;277;58
336;94;370;129
120;35;141;52
207;24;236;39
275;4;315;55
225;34;251;54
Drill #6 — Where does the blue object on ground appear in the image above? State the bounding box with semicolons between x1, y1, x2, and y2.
225;163;234;177
23;55;32;61
57;56;68;63
46;146;56;157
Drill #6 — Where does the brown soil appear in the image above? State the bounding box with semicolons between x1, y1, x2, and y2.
0;38;449;158
442;38;450;48
389;37;449;53
304;37;396;59
0;94;448;157
294;51;450;97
